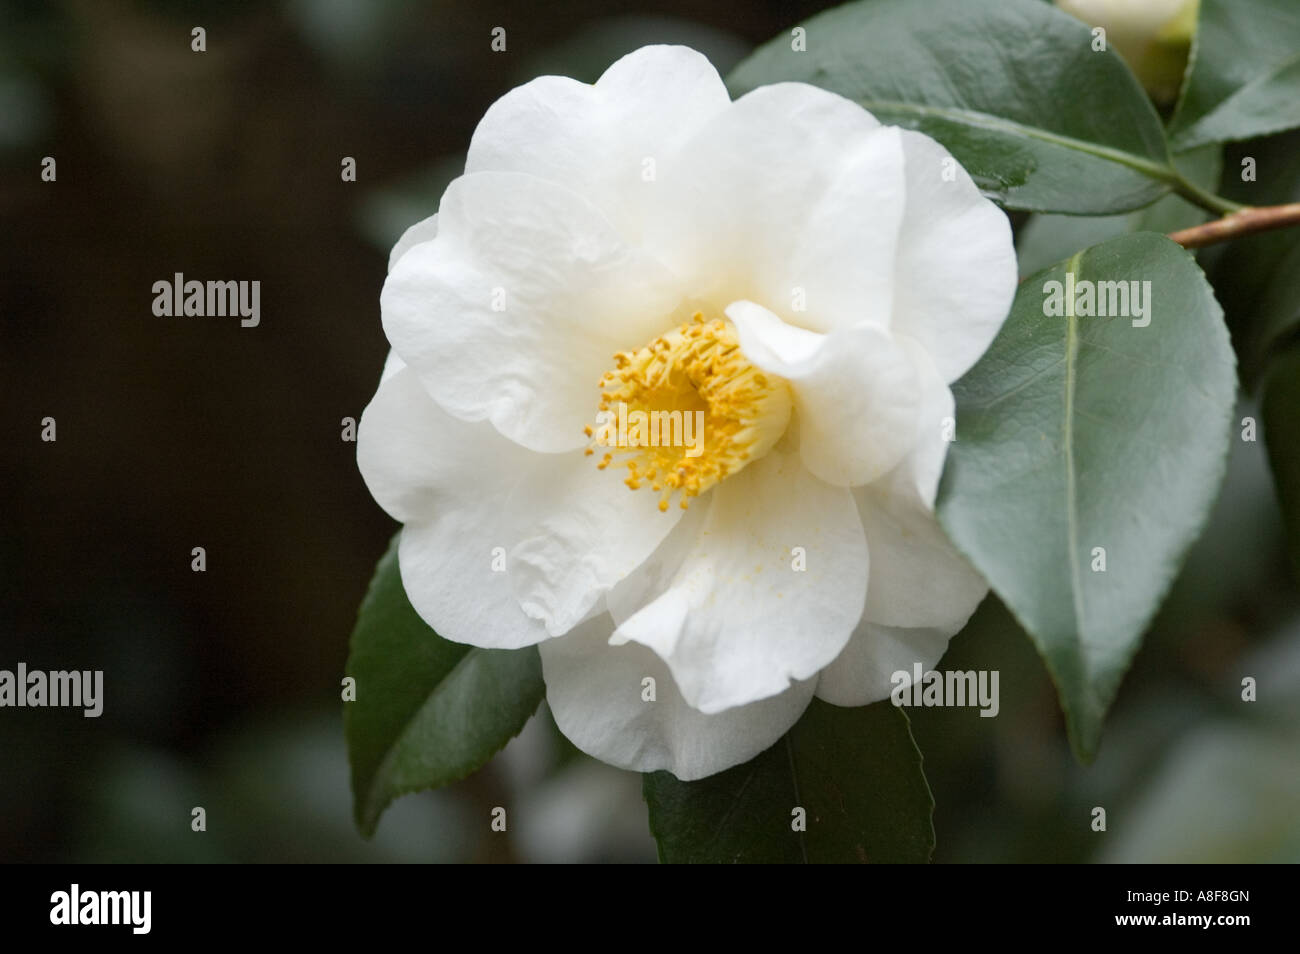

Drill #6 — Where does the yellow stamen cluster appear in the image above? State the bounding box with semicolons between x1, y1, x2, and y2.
585;312;792;511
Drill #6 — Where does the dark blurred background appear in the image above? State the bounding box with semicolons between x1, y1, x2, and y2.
2;0;1297;863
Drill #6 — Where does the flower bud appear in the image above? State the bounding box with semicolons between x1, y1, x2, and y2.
1057;0;1199;105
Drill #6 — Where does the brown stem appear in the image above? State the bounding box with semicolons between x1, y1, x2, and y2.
1168;202;1300;249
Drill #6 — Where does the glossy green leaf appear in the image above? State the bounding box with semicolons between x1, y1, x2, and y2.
1170;0;1300;150
345;533;544;836
1200;132;1300;387
1262;347;1300;581
1201;132;1300;386
728;0;1177;214
644;700;934;863
937;232;1237;759
1241;241;1300;380
1017;145;1222;276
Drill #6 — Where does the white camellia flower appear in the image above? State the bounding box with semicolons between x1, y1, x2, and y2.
358;46;1016;780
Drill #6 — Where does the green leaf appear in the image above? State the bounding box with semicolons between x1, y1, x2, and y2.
936;232;1237;759
727;0;1177;214
1205;131;1300;385
1170;0;1300;150
1241;241;1300;381
1017;145;1221;276
1262;347;1300;581
344;533;544;836
643;700;934;863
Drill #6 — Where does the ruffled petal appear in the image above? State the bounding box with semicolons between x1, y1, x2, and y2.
387;213;439;274
357;364;554;649
814;620;951;708
610;449;867;713
880;335;956;508
815;478;987;706
465;45;732;241
381;170;684;453
541;614;816;780
889;129;1017;382
643;83;906;333
727;300;923;488
606;494;711;627
855;486;988;632
506;454;685;636
357;360;533;525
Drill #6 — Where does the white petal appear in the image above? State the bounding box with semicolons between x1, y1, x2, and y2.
889;129;1017;382
506;454;685;637
357;362;532;525
815;620;951;708
606;494;711;627
727;300;923;488
387;213;439;274
645;83;905;333
379;348;405;385
815;469;988;706
398;515;552;651
465;45;731;241
360;358;682;644
855;486;988;632
880;336;956;508
541;614;816;780
381;171;683;453
356;366;553;649
611;449;868;713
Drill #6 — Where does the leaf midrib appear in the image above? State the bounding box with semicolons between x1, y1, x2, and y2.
360;644;475;828
1062;251;1088;662
852;98;1176;185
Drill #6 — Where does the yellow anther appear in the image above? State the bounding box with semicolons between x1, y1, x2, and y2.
585;311;792;511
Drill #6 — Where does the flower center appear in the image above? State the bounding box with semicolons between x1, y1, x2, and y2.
585;312;792;511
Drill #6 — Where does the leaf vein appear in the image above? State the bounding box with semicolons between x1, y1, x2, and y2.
853;98;1176;185
1063;251;1088;658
